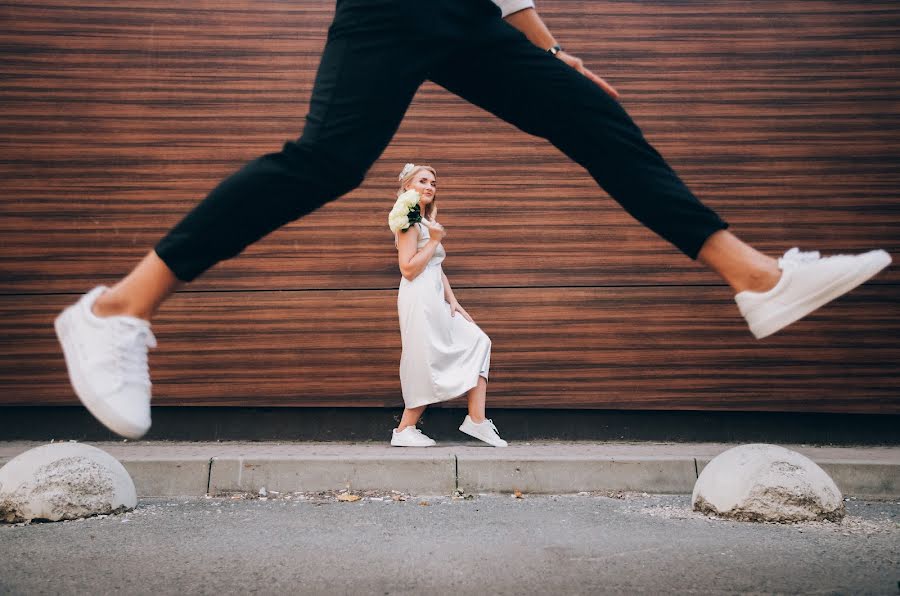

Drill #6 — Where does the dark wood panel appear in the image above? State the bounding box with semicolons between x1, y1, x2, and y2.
1;0;898;293
1;287;897;413
1;1;897;414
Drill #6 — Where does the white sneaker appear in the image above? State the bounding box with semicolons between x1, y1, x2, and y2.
54;286;157;439
390;426;436;447
459;415;508;447
736;247;891;339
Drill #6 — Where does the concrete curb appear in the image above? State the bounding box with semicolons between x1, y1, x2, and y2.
208;455;457;495
695;457;900;500
123;457;213;498
1;442;897;498
457;456;698;494
818;463;900;499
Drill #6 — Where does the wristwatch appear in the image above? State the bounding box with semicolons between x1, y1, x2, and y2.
547;44;562;56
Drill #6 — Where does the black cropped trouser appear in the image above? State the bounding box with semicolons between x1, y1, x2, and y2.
155;0;728;282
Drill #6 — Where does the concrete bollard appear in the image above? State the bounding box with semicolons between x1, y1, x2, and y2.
0;442;137;523
692;443;844;522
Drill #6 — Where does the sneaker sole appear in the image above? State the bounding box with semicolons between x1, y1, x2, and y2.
54;306;149;439
459;426;508;447
389;441;436;447
750;249;892;339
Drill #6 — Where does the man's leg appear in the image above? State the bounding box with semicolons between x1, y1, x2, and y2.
156;48;426;284
429;20;890;338
431;22;727;259
57;10;430;437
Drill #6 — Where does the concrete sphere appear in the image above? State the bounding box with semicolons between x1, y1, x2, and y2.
0;443;136;523
692;443;844;522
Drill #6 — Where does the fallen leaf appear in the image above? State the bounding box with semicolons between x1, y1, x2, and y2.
419;501;430;506
513;490;523;499
337;493;361;502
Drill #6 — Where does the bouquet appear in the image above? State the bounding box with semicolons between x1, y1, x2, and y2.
388;189;422;233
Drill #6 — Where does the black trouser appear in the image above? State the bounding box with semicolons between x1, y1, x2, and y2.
155;0;728;282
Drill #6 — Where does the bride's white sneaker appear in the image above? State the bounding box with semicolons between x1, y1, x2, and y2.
459;415;508;447
736;247;891;339
391;426;436;447
55;286;157;439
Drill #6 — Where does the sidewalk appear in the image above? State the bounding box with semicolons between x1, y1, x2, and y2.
1;441;897;498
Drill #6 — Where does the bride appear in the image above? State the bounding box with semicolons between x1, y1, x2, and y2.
390;163;507;448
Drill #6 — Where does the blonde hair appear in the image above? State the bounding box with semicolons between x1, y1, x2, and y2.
398;164;437;220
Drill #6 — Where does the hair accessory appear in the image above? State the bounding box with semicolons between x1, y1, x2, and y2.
398;163;416;181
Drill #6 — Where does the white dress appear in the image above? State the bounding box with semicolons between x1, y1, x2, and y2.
397;221;491;408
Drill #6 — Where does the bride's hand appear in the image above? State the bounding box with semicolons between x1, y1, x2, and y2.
424;219;445;242
449;300;473;322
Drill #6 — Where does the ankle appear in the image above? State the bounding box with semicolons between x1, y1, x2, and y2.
92;289;149;320
467;414;486;424
739;265;781;294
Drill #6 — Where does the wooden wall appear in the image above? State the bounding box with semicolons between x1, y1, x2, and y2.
1;1;898;413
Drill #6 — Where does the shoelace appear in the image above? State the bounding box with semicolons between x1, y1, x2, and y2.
113;320;157;389
485;419;501;436
778;247;821;269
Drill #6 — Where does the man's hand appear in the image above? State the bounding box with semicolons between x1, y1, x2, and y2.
504;8;620;100
557;51;619;99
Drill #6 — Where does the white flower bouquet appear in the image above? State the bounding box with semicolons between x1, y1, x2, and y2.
388;189;422;233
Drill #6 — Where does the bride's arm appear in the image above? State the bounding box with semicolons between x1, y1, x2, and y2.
441;271;457;304
442;271;474;322
397;226;440;281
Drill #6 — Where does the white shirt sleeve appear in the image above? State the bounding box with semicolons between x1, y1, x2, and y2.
492;0;535;18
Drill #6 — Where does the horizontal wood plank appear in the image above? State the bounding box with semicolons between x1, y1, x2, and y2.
1;1;897;413
1;287;897;413
0;0;897;293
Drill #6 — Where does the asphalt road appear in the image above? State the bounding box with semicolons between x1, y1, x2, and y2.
1;492;898;595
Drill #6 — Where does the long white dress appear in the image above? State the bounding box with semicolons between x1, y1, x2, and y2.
397;220;491;408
